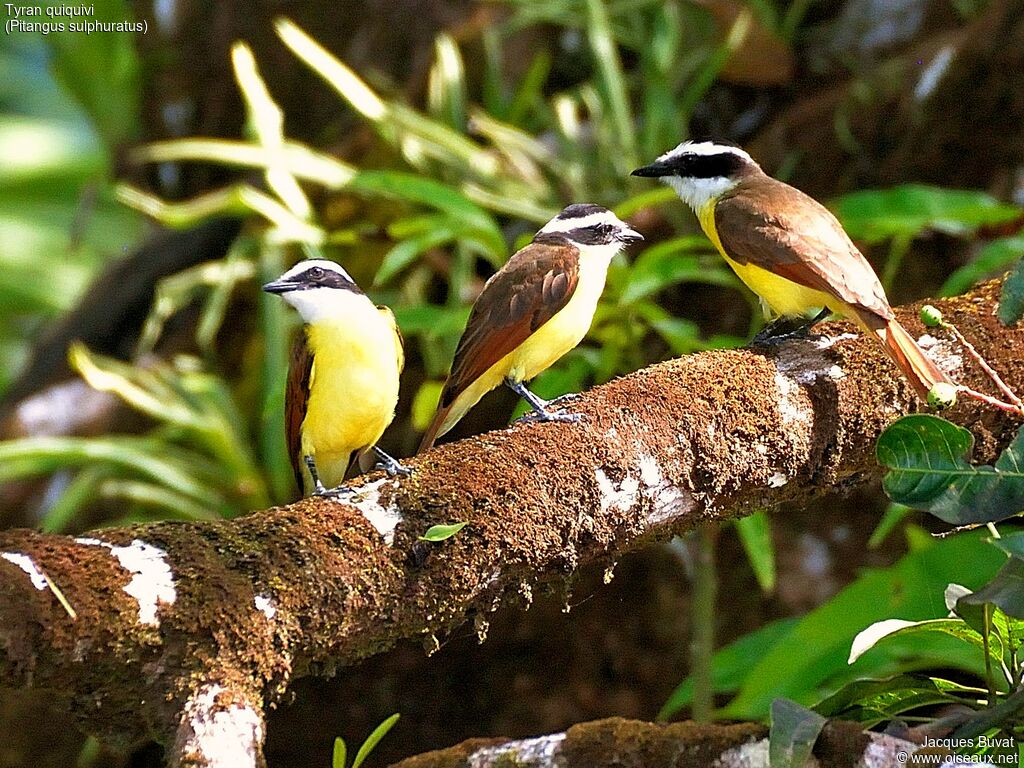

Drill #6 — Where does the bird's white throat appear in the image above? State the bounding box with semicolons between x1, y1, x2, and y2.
662;174;739;214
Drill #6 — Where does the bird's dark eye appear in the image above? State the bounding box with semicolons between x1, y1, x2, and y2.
308;266;324;279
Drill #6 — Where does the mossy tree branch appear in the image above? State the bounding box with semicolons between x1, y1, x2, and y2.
0;279;1020;767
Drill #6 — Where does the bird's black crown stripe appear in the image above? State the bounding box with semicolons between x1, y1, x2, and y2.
294;266;363;294
556;203;608;220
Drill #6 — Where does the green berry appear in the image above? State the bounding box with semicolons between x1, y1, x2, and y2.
927;382;958;410
920;305;944;328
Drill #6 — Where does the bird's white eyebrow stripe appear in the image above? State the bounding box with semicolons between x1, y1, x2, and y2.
539;211;619;234
657;140;753;163
277;259;354;283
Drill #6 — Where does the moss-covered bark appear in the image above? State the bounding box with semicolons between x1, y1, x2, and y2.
0;279;1020;766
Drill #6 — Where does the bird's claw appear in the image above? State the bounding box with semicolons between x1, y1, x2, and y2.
515;409;584;425
375;459;413;477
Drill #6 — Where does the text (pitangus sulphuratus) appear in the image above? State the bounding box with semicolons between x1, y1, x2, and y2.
632;140;951;399
263;259;408;496
418;204;643;452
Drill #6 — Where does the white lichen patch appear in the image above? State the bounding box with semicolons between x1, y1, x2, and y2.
716;739;770;766
636;454;693;525
74;537;176;627
468;733;566;768
254;594;276;620
1;552;48;590
177;685;264;768
349;477;403;546
767;472;789;488
594;468;639;514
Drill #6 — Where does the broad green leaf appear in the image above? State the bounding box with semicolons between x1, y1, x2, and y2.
990;531;1024;561
958;558;1024;621
878;416;1024;525
834;185;1021;244
849;618;986;664
659;617;798;720
941;237;1024;297
45;0;141;147
351;713;400;768
769;698;826;768
735;510;776;592
814;675;973;725
999;258;1024;325
720;532;1004;719
419;522;467;542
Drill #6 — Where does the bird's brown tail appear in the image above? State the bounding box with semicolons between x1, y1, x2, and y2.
869;315;951;399
417;405;451;454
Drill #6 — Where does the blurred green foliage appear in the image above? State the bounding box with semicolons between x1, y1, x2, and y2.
0;29;142;394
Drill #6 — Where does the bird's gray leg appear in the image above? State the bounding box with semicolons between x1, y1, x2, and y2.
752;307;831;346
506;379;583;424
371;445;412;477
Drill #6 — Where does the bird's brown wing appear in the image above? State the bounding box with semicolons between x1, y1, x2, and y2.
714;178;893;319
285;331;312;494
440;240;580;408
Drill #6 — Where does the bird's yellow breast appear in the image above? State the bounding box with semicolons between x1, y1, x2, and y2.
302;302;402;487
698;200;838;319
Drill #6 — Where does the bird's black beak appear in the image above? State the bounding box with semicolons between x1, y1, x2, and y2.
262;278;295;294
620;225;644;243
631;160;674;178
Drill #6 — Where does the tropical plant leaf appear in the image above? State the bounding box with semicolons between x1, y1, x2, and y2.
999;258;1024;325
941;237;1024;297
419;522;467;542
769;698;826;768
877;416;1024;525
834;186;1021;244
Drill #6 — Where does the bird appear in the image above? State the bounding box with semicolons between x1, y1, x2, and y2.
263;259;408;496
632;139;951;399
418;203;643;453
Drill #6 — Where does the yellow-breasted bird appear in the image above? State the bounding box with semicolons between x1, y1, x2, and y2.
632;140;951;398
418;204;642;452
263;259;408;496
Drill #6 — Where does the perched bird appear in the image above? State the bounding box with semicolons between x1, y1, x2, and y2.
632;140;951;398
263;259;408;496
418;204;642;452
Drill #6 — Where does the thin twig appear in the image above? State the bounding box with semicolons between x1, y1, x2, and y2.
947;323;1024;410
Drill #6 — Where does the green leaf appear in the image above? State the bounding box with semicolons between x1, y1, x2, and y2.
769;698;826;768
351;713;400;768
833;185;1022;244
619;237;732;304
814;675;970;725
584;0;636;171
375;224;457;286
867;503;912;549
958;558;1024;621
45;0;141;147
419;522;467;542
427;34;467;130
332;737;347;768
347;171;506;260
877;416;1024;525
848;618;986;664
941;237;1024;297
999;258;1024;325
658;617;799;720
735;510;776;592
720;532;1004;719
